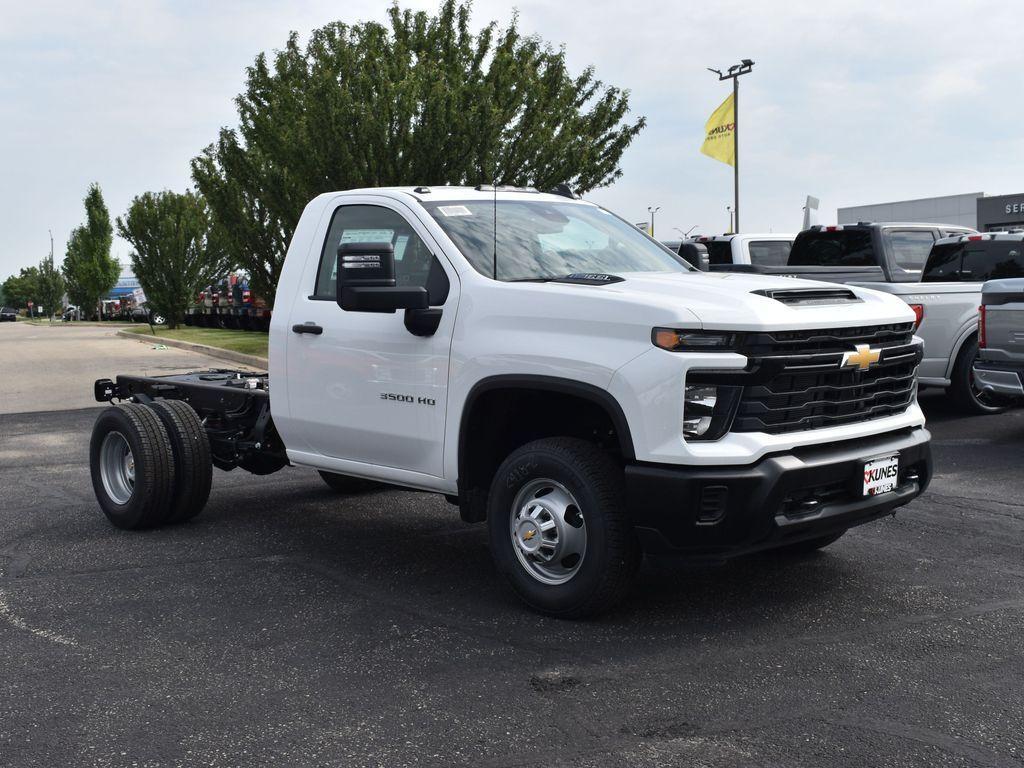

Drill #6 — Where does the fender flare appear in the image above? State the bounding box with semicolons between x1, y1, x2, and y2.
457;374;636;486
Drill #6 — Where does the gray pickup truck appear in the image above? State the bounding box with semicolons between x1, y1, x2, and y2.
975;278;1024;399
862;233;1024;414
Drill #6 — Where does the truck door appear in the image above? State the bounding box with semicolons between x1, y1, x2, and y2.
284;198;457;478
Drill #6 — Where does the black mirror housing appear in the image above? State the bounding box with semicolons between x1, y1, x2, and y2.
336;241;428;313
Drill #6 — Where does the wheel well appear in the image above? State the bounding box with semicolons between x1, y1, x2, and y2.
457;379;633;523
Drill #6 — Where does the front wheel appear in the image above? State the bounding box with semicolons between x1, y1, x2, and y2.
487;438;640;619
948;336;1007;415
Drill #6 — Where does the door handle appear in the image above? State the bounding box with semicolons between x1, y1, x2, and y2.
291;323;323;335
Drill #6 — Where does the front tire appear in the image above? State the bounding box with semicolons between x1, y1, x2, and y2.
949;336;1007;415
90;404;176;530
487;438;640;619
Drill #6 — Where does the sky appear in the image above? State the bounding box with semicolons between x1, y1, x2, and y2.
2;0;1024;278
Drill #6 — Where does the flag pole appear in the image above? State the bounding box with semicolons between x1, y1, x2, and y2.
733;74;739;233
708;60;754;234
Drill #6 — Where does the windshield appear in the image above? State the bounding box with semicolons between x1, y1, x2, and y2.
423;199;689;280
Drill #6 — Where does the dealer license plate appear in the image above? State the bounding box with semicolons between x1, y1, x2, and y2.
863;455;899;496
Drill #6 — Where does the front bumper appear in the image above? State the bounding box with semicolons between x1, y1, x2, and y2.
625;427;931;560
973;361;1024;397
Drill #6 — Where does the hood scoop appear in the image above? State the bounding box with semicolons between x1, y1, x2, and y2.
752;287;861;306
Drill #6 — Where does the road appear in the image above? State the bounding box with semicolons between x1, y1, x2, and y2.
0;321;259;414
1;323;1023;767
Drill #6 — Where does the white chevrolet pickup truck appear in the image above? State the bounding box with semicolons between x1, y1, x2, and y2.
90;187;932;617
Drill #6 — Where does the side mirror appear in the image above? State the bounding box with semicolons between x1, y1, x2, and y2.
678;242;710;271
336;242;428;313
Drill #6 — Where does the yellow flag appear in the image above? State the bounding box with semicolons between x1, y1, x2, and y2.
700;93;735;167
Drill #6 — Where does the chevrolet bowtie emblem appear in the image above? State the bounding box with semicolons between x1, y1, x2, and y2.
841;344;881;371
523;529;536;541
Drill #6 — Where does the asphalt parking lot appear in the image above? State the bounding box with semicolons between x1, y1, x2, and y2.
2;326;1023;767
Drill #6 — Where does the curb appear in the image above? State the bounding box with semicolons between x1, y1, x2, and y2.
116;329;269;370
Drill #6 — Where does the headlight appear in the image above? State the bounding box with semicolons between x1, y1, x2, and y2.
683;383;742;441
653;328;738;352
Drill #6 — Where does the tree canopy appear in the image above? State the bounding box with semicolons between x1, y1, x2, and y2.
1;266;41;310
192;0;645;302
62;183;118;313
116;190;233;328
35;257;66;320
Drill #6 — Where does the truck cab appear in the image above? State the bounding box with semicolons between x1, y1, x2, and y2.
90;187;933;617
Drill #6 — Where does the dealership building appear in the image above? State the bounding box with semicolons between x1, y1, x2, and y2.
838;192;1024;232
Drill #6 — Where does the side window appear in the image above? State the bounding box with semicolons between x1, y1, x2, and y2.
314;205;449;303
885;229;936;271
748;240;792;267
961;242;1024;282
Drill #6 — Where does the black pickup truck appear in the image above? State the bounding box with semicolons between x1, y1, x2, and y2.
710;223;976;284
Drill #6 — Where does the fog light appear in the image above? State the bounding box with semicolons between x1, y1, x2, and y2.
683;385;718;437
682;383;742;441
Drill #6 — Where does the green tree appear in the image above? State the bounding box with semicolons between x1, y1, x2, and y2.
62;183;119;317
116;190;233;328
35;257;66;321
192;0;645;303
1;266;41;311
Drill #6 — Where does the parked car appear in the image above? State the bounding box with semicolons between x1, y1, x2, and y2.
89;186;932;617
0;306;17;322
130;306;166;325
974;278;1024;400
712;223;976;283
685;233;796;268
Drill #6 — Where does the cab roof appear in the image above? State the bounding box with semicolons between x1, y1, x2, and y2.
333;185;586;205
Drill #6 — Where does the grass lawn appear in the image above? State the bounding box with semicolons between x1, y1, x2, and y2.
125;326;269;358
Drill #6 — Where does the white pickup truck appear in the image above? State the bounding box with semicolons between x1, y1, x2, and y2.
89;186;932;617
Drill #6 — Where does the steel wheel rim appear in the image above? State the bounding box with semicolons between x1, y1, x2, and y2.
100;431;135;505
510;478;587;585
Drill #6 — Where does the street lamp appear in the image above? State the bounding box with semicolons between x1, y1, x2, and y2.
647;206;661;237
707;59;754;233
674;225;700;239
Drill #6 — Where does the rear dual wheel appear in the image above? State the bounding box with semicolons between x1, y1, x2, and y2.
90;401;212;529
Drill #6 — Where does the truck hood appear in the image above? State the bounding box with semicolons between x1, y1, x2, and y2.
596;271;915;331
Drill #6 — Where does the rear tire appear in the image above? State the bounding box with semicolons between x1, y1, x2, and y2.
90;404;176;530
149;400;213;523
318;471;382;494
949;336;1007;415
487;438;641;619
772;531;845;556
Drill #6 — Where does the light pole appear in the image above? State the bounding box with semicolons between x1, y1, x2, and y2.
707;59;754;233
647;206;661;237
674;225;699;239
726;205;734;234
